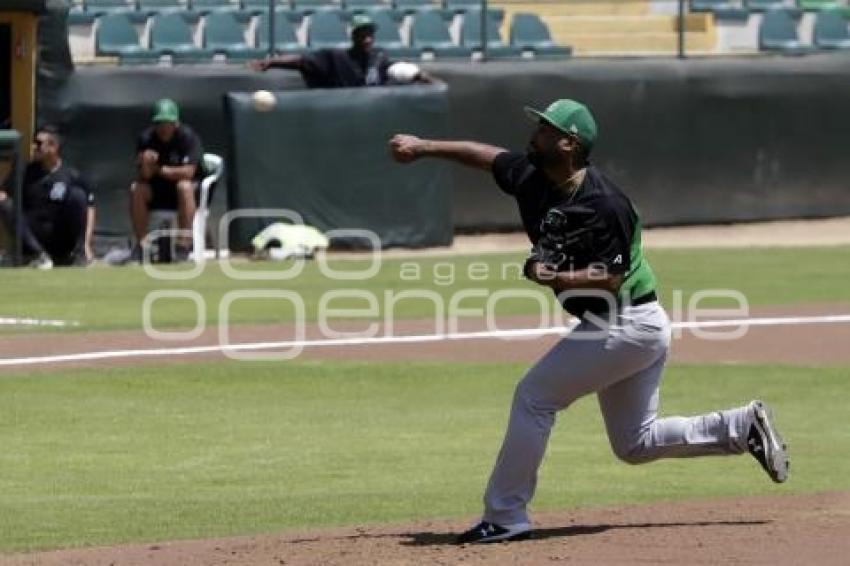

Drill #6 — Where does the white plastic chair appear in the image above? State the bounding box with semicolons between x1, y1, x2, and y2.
192;153;223;261
148;152;223;263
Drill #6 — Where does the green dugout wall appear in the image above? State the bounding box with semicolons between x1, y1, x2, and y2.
39;55;850;248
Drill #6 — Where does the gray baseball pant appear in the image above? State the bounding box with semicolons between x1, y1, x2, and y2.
483;302;752;526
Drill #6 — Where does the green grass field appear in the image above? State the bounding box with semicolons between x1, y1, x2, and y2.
1;246;849;334
0;246;850;333
1;361;847;554
1;245;848;554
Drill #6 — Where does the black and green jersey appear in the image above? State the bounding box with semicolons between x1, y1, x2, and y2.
492;151;657;316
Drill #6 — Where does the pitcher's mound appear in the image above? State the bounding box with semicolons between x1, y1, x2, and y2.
14;492;850;565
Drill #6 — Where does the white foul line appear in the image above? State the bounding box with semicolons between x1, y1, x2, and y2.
0;316;80;328
1;314;849;368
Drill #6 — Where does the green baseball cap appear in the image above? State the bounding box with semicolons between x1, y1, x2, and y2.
525;99;598;151
350;14;376;33
152;98;180;123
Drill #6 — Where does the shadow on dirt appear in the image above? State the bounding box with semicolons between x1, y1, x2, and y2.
399;519;770;546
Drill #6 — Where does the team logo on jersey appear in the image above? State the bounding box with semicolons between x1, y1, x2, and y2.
49;182;67;201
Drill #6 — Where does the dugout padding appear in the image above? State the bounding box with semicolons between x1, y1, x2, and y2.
41;54;850;242
436;55;850;231
47;66;303;238
224;86;452;250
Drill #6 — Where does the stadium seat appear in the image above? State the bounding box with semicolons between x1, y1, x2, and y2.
444;0;481;13
799;0;841;11
204;11;267;60
240;0;290;12
307;9;349;48
140;0;202;21
293;0;338;13
813;8;850;48
690;0;750;21
393;0;437;12
95;13;161;63
746;0;796;13
193;1;250;22
192;0;241;12
255;11;306;53
138;0;186;13
85;0;137;14
759;8;811;53
460;9;521;58
344;0;388;9
85;0;149;22
189;0;247;20
509;13;571;59
68;5;98;24
150;12;215;61
410;9;470;58
364;8;422;57
745;0;780;9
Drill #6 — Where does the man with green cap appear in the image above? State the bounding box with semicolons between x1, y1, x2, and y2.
389;99;789;543
130;98;204;261
250;14;431;88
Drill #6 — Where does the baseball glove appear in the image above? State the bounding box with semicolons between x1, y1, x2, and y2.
523;207;595;278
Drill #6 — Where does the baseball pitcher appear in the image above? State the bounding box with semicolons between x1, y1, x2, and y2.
389;99;789;544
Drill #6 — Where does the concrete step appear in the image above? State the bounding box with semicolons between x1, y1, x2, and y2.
559;31;717;53
541;14;712;34
490;1;718;55
493;0;650;17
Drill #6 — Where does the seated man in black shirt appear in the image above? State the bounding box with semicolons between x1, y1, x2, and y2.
250;14;433;88
130;99;204;261
0;125;96;269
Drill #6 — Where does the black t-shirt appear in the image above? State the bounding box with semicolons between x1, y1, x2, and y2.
492;151;640;316
22;162;95;223
300;48;393;89
136;124;204;181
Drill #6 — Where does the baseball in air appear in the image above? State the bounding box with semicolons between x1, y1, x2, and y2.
387;62;421;84
252;90;277;112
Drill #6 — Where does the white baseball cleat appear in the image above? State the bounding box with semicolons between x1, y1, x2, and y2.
747;400;789;483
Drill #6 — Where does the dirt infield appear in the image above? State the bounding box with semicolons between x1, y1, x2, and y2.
7;492;848;565
2;304;849;372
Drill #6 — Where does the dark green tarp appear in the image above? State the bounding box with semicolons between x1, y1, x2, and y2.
434;55;850;230
224;85;452;249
